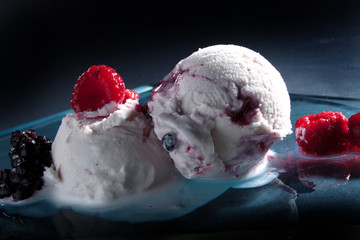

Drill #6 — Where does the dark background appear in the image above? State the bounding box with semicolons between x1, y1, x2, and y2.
1;0;360;131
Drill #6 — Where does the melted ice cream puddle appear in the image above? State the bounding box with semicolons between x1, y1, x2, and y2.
0;156;278;222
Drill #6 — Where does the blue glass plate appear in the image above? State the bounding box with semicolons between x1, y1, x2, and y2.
1;87;360;239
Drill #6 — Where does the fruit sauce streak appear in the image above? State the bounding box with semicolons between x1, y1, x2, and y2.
84;168;94;175
225;85;260;125
152;64;214;96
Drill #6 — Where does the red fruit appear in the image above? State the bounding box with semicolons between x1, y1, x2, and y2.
135;104;148;114
123;89;139;102
349;112;360;149
123;89;147;114
71;65;125;113
294;111;350;155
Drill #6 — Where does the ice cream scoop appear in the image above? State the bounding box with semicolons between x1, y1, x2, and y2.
147;44;292;180
50;65;174;204
51;99;173;204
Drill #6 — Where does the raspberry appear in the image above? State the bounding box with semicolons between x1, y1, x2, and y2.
123;89;139;103
124;89;147;114
294;111;350;155
349;112;360;149
71;65;126;113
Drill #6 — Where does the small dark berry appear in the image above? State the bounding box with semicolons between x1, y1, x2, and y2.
12;157;25;169
0;169;11;184
20;178;33;189
30;165;44;178
16;166;28;177
18;140;36;158
8;147;17;158
18;131;33;144
36;136;52;151
10;168;23;186
12;187;33;201
19;144;27;157
10;131;21;148
40;151;53;168
0;184;11;198
9;149;25;168
9;148;19;163
162;133;177;152
24;129;37;139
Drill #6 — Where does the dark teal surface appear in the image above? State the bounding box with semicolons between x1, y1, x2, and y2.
1;87;360;239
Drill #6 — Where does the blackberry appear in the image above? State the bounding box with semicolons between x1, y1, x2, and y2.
1;129;53;201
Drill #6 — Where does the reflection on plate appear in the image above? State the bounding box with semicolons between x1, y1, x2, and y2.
1;88;360;238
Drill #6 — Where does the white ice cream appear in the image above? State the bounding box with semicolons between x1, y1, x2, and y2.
147;44;292;180
51;99;173;204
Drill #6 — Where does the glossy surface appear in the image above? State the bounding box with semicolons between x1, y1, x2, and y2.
1;88;360;238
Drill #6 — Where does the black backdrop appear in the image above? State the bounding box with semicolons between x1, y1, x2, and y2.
1;0;360;130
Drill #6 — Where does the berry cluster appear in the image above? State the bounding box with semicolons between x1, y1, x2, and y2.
295;111;360;155
0;129;53;201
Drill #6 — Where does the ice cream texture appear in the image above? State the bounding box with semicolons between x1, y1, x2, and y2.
148;44;292;179
51;99;173;203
